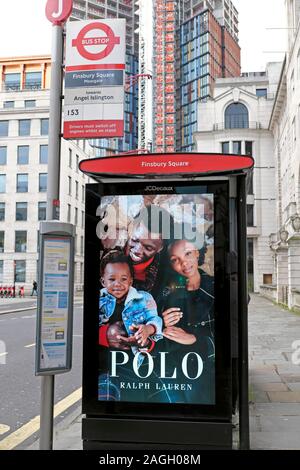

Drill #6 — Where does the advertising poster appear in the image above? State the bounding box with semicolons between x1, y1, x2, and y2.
97;193;215;405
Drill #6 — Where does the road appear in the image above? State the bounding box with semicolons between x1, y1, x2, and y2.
0;302;83;449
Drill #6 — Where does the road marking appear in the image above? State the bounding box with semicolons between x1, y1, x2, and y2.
0;352;8;357
0;424;10;435
0;387;82;450
21;315;36;319
24;343;35;348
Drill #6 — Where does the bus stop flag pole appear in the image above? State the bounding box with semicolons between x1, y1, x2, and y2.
38;0;73;450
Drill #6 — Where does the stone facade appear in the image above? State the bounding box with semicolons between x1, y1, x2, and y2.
194;63;282;292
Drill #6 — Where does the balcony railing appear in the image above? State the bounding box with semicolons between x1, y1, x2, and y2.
213;122;263;131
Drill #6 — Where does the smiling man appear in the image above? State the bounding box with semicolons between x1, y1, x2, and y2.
125;205;174;297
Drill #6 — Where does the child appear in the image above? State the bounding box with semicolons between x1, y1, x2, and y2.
99;251;162;360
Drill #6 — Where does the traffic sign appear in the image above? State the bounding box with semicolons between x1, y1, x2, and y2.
45;0;73;25
72;22;121;61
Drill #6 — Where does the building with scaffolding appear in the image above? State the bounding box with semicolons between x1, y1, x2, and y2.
153;0;241;152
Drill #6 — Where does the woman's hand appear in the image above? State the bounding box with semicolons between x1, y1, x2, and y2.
163;327;196;345
162;307;183;327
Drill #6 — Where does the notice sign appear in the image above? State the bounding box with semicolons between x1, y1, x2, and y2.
64;19;126;139
37;237;71;372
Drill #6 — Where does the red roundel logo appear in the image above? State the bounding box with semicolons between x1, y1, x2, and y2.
45;0;73;25
72;22;120;61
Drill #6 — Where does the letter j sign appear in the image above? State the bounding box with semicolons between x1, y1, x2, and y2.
45;0;73;25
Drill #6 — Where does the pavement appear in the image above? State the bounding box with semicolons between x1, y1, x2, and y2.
0;294;83;315
26;294;300;450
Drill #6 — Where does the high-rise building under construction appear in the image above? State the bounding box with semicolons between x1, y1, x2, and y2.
153;0;240;152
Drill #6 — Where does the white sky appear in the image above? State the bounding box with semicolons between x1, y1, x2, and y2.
0;0;287;72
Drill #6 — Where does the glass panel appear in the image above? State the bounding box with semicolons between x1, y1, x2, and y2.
4;101;14;108
17;174;28;192
225;103;249;129
38;202;47;221
0;121;9;137
19;120;31;136
39;173;47;192
0;175;6;193
232;141;241;154
0;147;7;165
0;202;5;221
25;72;42;90
256;88;267;97
15;231;27;252
0;231;4;252
221;142;229;153
17;146;29;165
247;204;254;227
25;100;36;108
4;73;20;90
16;202;27;221
15;260;26;282
41;119;49;136
0;260;3;283
39;145;48;164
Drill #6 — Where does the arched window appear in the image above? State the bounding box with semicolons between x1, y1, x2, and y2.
225;103;249;129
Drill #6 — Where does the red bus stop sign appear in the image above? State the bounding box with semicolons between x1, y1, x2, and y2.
45;0;73;25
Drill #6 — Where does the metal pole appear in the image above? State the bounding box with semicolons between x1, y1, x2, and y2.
237;175;250;449
39;23;63;451
46;24;63;220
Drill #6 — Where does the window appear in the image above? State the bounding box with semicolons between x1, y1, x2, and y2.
82;185;85;202
67;204;71;223
80;236;84;255
247;204;254;227
4;101;14;109
263;274;273;285
247;171;254;195
76;155;79;171
25;72;42;90
4;73;20;90
0;121;9;137
15;260;26;282
247;239;254;292
256;88;267;98
17;146;29;165
0;231;4;252
39;145;48;164
0;175;6;193
0;260;3;283
39;173;47;192
68;176;72;195
25;100;36;108
232;141;242;154
0;147;7;165
15;231;27;252
17;174;28;192
75;208;78;225
0;202;5;221
245;141;253;156
221;141;229;153
225;103;249;129
69;149;72;168
38;202;47;221
41;119;49;136
19;119;31;136
16;202;27;221
75;181;79;199
81;211;84;228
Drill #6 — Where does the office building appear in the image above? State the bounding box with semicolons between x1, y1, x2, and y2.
0;56;95;292
153;0;240;153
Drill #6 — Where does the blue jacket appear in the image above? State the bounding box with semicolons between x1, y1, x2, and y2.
99;287;162;364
